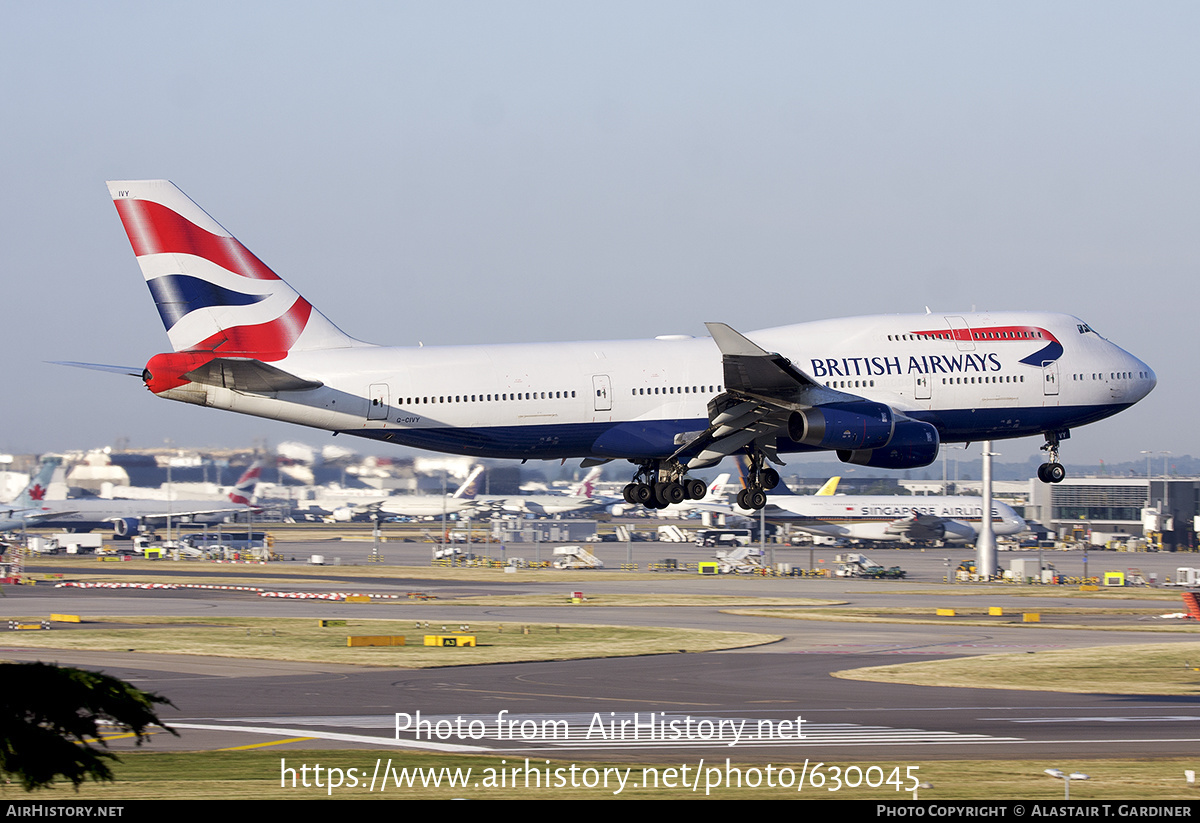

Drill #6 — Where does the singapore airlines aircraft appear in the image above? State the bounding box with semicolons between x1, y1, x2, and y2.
732;481;1026;544
68;181;1156;512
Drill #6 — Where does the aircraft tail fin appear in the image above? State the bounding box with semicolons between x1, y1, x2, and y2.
453;466;486;500
814;477;840;496
107;180;368;358
569;466;604;497
228;460;264;505
705;473;731;500
734;456;751;490
12;457;60;509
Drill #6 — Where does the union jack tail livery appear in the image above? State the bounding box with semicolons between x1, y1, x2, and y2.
227;460;264;506
107;181;368;395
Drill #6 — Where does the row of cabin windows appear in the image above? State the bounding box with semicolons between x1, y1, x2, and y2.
630;385;720;396
824;376;1024;389
887;330;1045;341
942;375;1024;384
384;369;1148;407
1072;372;1149;381
402;391;577;405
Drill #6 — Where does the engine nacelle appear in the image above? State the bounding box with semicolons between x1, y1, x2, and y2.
112;517;142;539
837;418;939;469
788;402;895;451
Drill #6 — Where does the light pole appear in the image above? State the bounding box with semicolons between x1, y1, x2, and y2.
1162;451;1172;510
1044;768;1089;799
976;441;998;578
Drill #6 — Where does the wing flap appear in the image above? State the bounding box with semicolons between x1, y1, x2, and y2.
676;323;895;469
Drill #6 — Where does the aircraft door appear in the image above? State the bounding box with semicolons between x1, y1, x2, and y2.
592;375;612;412
944;316;976;352
915;373;931;401
1041;362;1059;397
367;383;390;420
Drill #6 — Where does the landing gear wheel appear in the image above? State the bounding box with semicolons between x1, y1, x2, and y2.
663;482;686;506
1038;431;1067;484
737;489;751;510
686;478;707;500
633;483;654;505
748;489;768;510
761;468;780;491
1037;463;1066;484
622;483;638;505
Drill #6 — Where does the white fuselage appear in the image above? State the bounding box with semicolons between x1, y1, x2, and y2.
156;311;1155;463
741;494;1026;543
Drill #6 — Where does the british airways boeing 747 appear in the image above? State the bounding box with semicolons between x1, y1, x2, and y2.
65;181;1156;511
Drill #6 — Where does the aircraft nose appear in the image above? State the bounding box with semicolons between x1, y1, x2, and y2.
1134;355;1156;399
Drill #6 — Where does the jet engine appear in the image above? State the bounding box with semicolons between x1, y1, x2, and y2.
837;418;939;469
112;517;142;539
788;401;896;451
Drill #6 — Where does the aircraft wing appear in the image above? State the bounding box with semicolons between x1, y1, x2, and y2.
883;514;947;541
674;323;864;469
120;505;257;526
0;508;74;527
706;322;829;401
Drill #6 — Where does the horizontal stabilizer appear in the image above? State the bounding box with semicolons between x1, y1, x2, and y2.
182;358;323;393
51;361;144;377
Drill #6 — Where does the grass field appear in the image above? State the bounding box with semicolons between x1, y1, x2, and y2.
0;616;779;667
6;749;1199;800
24;557;736;584
834;642;1200;695
725;604;1200;632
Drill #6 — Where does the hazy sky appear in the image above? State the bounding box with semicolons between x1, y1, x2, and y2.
2;1;1195;469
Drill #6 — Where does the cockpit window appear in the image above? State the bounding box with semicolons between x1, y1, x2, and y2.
1078;323;1093;334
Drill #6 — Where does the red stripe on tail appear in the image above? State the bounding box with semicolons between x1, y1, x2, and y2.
114;199;281;281
191;297;313;358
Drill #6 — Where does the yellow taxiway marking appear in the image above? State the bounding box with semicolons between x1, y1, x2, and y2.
97;732;144;742
219;737;316;751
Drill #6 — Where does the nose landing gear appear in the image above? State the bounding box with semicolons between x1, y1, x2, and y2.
1037;431;1067;483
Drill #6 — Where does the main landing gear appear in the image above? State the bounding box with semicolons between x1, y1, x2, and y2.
1037;431;1067;484
622;461;707;509
735;451;779;511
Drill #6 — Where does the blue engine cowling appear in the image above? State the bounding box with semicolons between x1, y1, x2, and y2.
788;402;896;451
837;418;939;469
112;517;141;539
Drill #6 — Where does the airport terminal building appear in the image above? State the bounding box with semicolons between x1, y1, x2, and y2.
1025;477;1199;551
